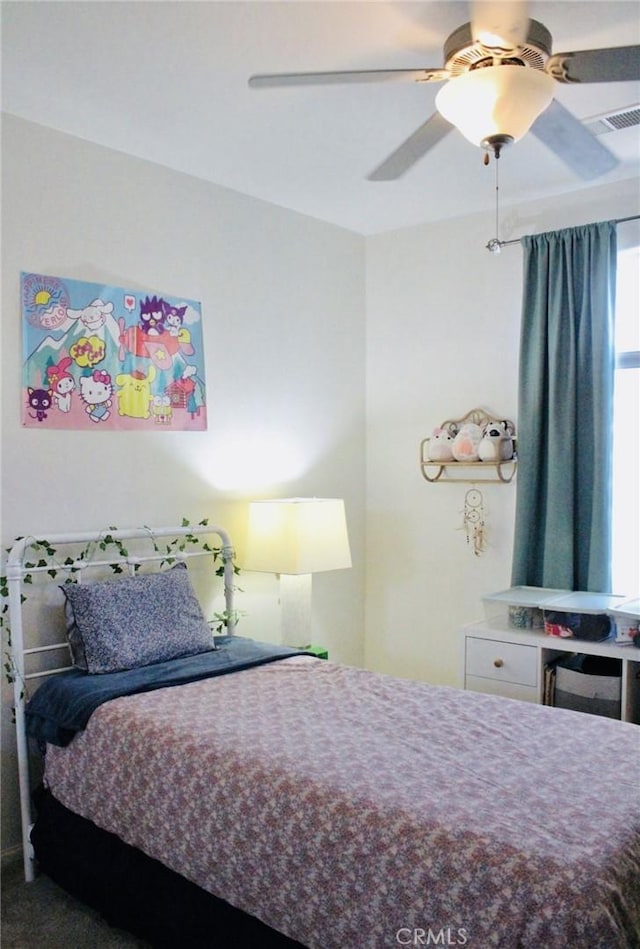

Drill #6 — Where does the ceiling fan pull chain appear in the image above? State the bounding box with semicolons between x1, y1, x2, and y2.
485;150;503;254
495;155;500;243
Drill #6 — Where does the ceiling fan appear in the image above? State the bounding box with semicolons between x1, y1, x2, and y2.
248;1;640;181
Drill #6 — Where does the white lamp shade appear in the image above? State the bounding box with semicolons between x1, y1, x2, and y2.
244;498;352;575
435;65;555;147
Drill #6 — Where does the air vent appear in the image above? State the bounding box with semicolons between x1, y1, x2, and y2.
585;105;640;136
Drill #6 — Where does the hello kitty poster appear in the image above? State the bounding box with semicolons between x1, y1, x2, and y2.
21;273;207;431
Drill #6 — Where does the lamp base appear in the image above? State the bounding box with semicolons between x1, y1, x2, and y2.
279;573;312;647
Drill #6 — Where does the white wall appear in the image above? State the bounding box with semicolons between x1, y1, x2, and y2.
364;176;640;687
1;115;366;855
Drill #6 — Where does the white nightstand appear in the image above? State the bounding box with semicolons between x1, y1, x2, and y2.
461;620;640;723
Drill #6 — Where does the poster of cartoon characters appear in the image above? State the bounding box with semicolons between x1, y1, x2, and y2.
21;273;207;430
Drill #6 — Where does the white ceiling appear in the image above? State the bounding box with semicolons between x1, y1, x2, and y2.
2;1;639;235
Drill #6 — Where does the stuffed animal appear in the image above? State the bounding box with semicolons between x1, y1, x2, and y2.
478;420;514;462
451;423;483;462
427;427;455;462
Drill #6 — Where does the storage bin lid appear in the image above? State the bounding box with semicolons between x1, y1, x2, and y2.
483;586;569;608
544;591;626;614
609;597;640;619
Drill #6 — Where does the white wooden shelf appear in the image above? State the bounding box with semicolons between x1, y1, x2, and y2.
460;620;640;724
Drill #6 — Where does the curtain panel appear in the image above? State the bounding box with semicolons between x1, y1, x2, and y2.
511;221;617;592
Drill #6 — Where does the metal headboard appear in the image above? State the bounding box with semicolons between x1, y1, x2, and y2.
6;524;236;882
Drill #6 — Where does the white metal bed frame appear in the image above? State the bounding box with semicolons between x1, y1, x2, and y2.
6;524;236;883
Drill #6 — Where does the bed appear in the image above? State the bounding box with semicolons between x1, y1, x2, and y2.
7;524;640;948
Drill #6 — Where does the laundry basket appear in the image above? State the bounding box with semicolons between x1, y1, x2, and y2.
553;654;622;719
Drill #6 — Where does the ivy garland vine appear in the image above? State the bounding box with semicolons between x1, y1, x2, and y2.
1;518;243;690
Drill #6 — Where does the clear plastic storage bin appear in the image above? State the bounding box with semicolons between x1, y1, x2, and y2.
609;598;640;644
482;587;569;629
542;592;625;642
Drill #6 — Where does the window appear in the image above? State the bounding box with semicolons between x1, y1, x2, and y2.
612;244;640;594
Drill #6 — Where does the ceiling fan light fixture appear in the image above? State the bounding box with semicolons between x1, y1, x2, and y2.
435;64;555;148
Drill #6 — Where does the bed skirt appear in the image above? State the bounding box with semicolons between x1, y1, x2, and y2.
31;787;305;949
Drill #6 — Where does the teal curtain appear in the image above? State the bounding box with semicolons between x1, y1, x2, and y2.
511;221;617;592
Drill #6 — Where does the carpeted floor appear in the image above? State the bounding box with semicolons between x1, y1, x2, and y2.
1;857;149;948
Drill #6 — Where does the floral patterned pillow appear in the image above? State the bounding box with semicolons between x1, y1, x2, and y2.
62;563;214;674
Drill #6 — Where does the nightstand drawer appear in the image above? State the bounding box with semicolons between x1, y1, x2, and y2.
466;637;537;687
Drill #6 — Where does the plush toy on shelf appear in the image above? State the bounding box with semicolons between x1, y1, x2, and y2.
478;420;515;462
426;427;456;462
451;423;483;462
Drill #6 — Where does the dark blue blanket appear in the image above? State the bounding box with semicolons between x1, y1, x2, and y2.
26;637;306;747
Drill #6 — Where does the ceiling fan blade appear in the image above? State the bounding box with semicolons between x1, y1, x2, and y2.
471;0;530;50
532;99;619;179
368;112;453;180
248;67;448;89
546;45;640;84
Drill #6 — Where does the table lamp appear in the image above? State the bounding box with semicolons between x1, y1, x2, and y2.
244;498;351;646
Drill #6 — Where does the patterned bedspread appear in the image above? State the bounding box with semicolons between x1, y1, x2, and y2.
43;656;640;948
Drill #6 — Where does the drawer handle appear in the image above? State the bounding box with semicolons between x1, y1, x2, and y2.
493;658;504;668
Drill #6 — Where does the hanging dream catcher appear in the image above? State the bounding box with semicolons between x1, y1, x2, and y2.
461;488;487;556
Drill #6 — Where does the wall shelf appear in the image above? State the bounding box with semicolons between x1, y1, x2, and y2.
419;456;517;483
420;408;517;484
